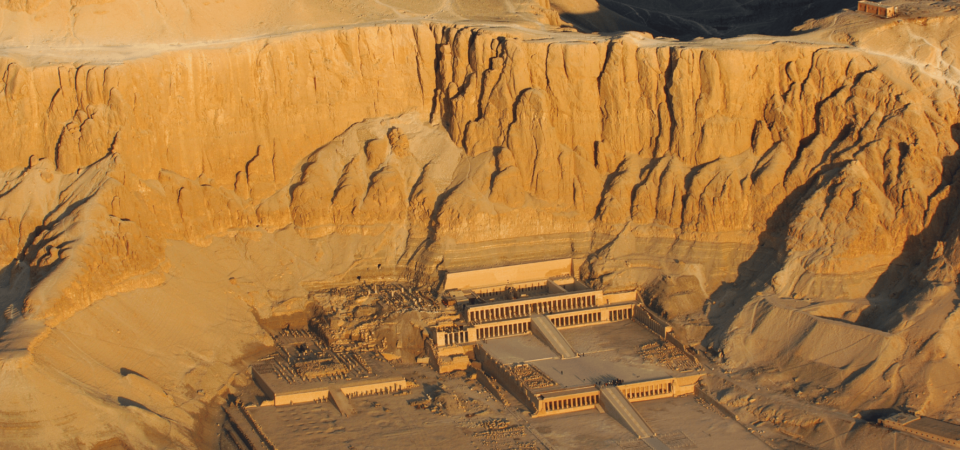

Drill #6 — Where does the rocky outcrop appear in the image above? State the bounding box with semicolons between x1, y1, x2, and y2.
0;24;954;284
0;15;955;353
0;11;958;449
0;24;439;184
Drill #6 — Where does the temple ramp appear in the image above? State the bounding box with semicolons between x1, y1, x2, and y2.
330;389;356;417
529;314;577;359
598;386;665;444
641;437;672;450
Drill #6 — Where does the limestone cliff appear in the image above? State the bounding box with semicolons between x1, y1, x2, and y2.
0;5;958;448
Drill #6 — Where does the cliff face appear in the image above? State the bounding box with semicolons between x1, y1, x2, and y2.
6;23;956;324
0;10;958;449
0;24;438;182
433;24;959;300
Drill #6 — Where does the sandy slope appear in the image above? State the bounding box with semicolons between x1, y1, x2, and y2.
1;240;272;447
0;0;957;448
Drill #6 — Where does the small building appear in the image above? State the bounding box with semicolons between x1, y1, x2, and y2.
857;1;899;18
880;413;960;448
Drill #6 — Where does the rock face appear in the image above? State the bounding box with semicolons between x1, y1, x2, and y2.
0;5;958;449
0;24;439;183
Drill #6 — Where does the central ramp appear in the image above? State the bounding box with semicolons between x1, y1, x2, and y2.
330;389;356;417
598;385;670;449
529;314;577;359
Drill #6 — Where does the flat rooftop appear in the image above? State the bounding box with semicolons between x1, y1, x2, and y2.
479;320;682;393
907;417;960;441
243;363;767;450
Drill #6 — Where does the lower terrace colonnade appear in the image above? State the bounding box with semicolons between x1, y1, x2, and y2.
539;380;678;414
541;394;599;413
621;382;673;400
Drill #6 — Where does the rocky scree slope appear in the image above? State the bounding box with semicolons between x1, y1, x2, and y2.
0;14;957;448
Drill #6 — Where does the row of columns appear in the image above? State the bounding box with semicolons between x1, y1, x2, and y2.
477;283;546;299
637;310;666;336
448;305;635;345
442;330;468;346
610;308;634;321
468;295;597;323
622;382;673;400
552;312;601;328
476;322;529;340
542;394;598;412
345;383;403;399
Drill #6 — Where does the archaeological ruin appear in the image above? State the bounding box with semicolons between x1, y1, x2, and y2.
219;259;771;449
251;330;407;407
3;0;960;448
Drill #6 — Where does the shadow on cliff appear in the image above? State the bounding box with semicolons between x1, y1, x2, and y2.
699;170;825;351
697;122;960;348
860;124;960;330
560;0;849;40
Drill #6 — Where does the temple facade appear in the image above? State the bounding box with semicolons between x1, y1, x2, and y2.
425;258;703;424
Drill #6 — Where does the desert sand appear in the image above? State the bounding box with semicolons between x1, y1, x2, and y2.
0;0;958;448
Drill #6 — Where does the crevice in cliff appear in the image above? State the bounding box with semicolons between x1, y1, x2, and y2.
659;47;679;158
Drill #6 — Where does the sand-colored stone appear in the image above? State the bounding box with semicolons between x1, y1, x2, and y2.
0;1;958;448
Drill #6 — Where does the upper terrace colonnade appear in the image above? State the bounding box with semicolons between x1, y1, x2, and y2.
465;289;603;323
434;258;641;347
437;302;637;346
